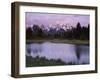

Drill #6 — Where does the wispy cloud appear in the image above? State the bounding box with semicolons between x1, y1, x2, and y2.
25;12;90;27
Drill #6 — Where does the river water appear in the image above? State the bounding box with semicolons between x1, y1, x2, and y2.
26;42;89;65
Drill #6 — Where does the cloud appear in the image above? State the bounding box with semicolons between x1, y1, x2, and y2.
25;12;90;27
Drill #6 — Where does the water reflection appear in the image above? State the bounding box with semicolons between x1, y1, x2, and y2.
26;42;89;65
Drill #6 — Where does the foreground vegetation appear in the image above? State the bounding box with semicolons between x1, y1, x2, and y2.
26;56;77;67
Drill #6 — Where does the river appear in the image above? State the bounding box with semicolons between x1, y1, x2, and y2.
26;42;89;65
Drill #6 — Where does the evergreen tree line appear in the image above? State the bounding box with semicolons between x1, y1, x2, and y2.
26;22;89;40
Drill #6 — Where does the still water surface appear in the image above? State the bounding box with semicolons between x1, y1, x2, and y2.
26;42;89;64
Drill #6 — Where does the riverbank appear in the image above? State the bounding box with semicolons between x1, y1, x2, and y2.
26;56;77;67
26;39;89;45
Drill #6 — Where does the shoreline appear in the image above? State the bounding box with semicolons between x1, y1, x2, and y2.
26;39;89;45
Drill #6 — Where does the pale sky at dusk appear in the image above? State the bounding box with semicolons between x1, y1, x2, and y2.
25;12;90;28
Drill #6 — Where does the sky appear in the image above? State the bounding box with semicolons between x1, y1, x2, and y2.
25;12;90;28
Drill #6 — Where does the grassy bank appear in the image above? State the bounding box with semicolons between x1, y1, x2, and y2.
26;56;68;67
26;39;89;45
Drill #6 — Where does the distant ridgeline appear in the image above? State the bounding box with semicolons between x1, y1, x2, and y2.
26;22;89;40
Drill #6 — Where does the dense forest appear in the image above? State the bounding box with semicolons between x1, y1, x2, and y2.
26;22;89;40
